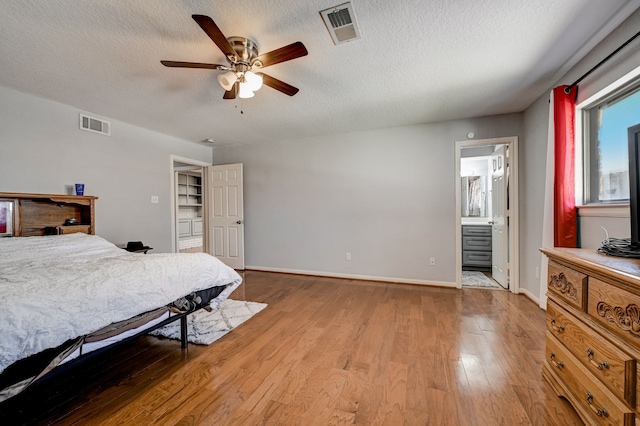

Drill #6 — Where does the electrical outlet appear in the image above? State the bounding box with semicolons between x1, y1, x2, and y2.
535;267;540;279
346;252;351;261
429;257;436;266
151;195;159;204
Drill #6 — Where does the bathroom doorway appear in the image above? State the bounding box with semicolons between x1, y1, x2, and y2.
454;137;519;293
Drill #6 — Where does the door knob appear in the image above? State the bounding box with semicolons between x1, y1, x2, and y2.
236;220;244;225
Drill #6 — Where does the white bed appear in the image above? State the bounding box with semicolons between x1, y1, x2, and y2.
0;233;242;400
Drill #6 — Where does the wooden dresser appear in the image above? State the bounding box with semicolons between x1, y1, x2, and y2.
541;247;640;425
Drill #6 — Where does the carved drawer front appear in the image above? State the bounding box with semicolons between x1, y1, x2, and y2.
547;301;637;406
548;261;588;310
588;278;640;351
546;333;635;425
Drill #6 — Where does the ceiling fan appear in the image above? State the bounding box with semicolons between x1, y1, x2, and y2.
161;14;308;99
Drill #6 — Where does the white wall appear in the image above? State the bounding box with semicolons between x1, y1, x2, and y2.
0;86;212;252
213;115;522;284
4;9;636;290
580;215;630;248
521;94;551;296
521;9;640;298
213;8;640;292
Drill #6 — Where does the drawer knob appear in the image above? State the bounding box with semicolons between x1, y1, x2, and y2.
585;392;609;417
550;317;565;333
586;348;610;370
549;352;564;369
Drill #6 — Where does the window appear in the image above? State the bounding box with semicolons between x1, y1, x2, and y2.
583;81;640;204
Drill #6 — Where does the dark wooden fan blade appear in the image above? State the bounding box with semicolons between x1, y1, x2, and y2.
192;14;236;60
258;73;299;96
254;42;308;68
223;81;238;99
161;60;226;70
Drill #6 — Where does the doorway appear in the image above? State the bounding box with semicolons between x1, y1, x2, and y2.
454;137;519;293
176;167;204;253
170;155;210;254
170;158;246;270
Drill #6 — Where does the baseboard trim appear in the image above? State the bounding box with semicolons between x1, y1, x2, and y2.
518;287;541;307
245;265;457;288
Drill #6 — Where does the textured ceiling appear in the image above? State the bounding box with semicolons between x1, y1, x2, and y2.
1;0;639;146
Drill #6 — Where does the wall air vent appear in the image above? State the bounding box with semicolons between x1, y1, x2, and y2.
79;114;110;136
320;2;361;45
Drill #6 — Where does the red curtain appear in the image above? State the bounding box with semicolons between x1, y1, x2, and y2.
553;85;578;247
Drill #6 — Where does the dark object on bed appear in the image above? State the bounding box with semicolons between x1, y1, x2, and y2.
125;240;152;253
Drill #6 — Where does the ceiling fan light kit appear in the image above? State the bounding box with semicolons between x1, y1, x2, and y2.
238;81;255;99
244;71;263;91
217;71;237;91
161;15;308;100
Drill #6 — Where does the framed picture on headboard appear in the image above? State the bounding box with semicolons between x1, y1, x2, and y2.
0;200;14;237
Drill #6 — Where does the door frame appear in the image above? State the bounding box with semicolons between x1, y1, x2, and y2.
454;137;519;294
170;155;211;253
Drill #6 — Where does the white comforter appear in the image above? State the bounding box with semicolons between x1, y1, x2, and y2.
0;233;242;374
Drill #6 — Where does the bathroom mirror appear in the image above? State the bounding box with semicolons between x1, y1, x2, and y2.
461;176;487;217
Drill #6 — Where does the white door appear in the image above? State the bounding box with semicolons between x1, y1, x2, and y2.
490;146;508;288
206;163;244;269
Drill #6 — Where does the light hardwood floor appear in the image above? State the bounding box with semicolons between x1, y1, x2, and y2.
0;271;583;425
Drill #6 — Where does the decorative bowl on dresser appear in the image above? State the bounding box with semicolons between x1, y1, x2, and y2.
541;247;640;426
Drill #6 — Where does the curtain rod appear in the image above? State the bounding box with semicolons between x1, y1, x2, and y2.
564;30;640;94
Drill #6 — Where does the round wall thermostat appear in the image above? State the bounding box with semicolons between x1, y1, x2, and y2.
467;132;475;139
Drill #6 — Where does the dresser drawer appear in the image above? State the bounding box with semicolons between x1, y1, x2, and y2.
462;225;491;237
546;333;635;425
548;261;588;310
547;300;637;406
462;236;491;252
462;251;491;267
589;277;640;352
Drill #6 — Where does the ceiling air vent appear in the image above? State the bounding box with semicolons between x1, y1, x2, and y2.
79;114;110;136
320;2;361;45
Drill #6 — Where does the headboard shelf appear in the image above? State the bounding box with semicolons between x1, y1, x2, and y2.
0;192;97;237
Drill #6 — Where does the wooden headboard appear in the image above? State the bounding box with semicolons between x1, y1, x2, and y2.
0;192;97;236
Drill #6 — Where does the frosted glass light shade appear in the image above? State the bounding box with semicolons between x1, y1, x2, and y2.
244;71;263;91
217;71;238;91
238;82;254;98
